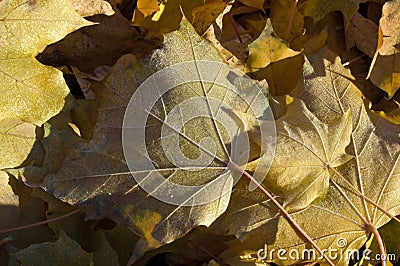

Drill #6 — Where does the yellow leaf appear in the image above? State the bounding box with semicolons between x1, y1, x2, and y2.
0;0;93;125
192;0;227;35
246;19;304;95
132;0;160;24
0;118;36;169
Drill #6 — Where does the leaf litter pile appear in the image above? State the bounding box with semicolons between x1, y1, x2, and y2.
1;0;400;265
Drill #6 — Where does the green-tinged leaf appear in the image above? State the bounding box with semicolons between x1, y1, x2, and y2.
213;47;400;265
102;226;139;265
0;0;93;125
0;118;37;169
247;19;304;95
11;231;91;266
36;18;273;263
298;0;358;28
368;0;400;98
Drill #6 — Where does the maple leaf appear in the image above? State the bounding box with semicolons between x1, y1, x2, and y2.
246;19;304;95
31;18;274;262
260;99;353;212
0;0;93;125
212;47;400;265
68;0;115;17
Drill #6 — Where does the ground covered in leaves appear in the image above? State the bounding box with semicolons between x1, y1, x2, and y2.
1;0;400;265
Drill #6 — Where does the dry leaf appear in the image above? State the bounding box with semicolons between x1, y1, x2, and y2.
368;0;400;98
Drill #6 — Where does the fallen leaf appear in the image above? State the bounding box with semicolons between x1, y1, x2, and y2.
298;0;358;28
0;0;92;125
368;0;400;98
36;18;274;263
247;20;301;70
239;0;265;11
237;11;267;40
213;47;400;265
68;0;115;17
191;0;227;35
37;11;160;73
0;118;37;170
354;217;400;265
346;12;378;58
246;19;304;95
1;175;55;249
11;231;92;266
0;171;19;230
373;107;400;125
270;0;306;48
137;0;226;35
132;0;160;24
259;99;353;212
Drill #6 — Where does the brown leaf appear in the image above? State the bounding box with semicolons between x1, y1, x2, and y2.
37;12;161;73
346;12;378;58
368;0;400;98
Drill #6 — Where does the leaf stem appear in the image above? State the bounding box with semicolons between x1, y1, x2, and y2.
229;162;335;266
285;0;298;42
0;209;80;234
365;222;386;266
228;12;243;43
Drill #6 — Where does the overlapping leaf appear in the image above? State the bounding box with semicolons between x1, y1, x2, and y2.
36;19;261;261
213;47;400;265
11;230;119;266
298;0;358;28
259;99;353;212
0;118;37;169
247;19;304;95
0;0;92;125
368;0;400;98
